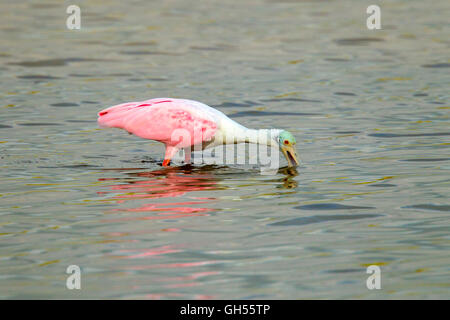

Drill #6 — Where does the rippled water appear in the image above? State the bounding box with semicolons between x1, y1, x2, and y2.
0;0;449;299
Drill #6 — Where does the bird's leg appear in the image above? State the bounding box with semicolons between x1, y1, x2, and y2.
184;147;191;164
163;145;179;167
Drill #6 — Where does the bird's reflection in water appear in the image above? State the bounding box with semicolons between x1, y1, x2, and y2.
277;166;299;189
99;164;298;222
97;165;298;298
99;165;223;222
98;165;224;298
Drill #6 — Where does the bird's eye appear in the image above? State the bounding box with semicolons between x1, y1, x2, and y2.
284;140;289;145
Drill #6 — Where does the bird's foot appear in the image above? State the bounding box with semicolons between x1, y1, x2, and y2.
162;159;171;167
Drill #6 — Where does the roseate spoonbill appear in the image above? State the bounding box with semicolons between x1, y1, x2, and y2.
97;98;299;167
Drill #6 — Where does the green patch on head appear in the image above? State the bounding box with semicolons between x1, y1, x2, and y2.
279;130;296;146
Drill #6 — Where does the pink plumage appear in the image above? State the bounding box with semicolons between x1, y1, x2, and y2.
98;98;219;166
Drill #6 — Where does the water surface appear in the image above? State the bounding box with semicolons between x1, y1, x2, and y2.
0;0;449;299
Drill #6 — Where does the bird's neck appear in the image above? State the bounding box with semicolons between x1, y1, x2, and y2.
242;128;281;147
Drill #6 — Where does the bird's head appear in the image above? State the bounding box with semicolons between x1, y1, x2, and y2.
278;130;299;167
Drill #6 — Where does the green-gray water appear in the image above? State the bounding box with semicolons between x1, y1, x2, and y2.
0;0;449;299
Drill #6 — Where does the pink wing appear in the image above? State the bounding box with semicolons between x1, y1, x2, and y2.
97;98;217;148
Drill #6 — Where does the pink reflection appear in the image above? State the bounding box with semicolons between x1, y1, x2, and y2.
158;270;221;293
102;213;206;223
102;168;218;200
127;245;181;259
145;293;184;300
98;167;222;295
159;271;220;282
99;167;220;223
144;292;215;300
166;282;199;288
128;260;217;271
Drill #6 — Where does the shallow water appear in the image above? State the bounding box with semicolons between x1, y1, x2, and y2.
0;0;449;299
